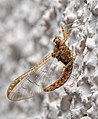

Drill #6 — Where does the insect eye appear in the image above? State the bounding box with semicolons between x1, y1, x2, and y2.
53;36;60;45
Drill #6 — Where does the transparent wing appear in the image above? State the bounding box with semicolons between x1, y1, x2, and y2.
7;54;65;101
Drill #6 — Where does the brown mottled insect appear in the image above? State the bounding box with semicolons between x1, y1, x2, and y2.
7;19;84;101
43;27;73;92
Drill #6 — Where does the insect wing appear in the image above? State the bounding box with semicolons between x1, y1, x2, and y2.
7;54;65;101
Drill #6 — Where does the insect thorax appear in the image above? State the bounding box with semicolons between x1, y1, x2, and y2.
51;40;73;65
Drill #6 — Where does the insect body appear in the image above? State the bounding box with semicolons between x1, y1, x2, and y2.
43;28;73;92
7;24;75;101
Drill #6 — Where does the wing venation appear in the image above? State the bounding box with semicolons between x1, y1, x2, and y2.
7;54;64;101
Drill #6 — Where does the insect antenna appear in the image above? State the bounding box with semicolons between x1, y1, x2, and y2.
61;18;88;42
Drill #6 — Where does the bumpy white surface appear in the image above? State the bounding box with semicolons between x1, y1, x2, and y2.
0;0;98;119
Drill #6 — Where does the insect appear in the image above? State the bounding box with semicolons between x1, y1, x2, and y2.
7;18;85;101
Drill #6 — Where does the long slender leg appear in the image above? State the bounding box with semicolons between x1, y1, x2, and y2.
61;26;69;42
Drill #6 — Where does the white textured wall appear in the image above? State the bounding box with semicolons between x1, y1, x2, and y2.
0;0;98;119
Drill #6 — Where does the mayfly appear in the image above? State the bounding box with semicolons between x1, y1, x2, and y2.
7;18;86;101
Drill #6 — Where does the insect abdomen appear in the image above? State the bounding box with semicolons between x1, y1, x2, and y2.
43;60;73;92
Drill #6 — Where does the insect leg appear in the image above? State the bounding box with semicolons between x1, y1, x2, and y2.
65;73;80;88
61;26;69;42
